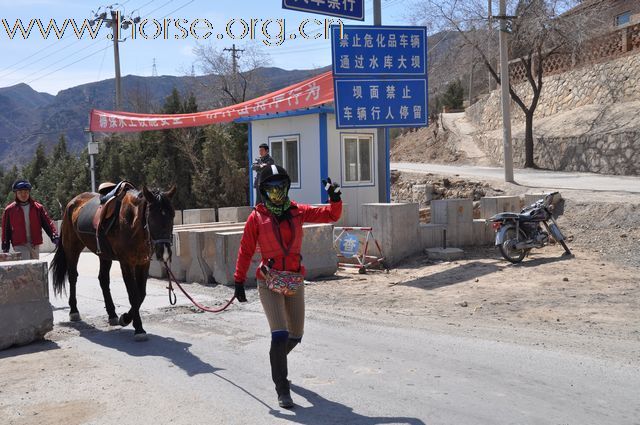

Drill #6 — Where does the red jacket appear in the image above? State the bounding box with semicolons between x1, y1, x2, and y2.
234;200;342;283
1;198;58;251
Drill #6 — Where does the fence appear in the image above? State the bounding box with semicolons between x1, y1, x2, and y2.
509;22;640;84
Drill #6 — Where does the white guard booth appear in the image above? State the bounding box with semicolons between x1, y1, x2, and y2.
237;106;390;226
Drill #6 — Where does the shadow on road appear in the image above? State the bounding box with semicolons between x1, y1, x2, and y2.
58;321;220;376
509;252;575;267
0;339;60;360
398;261;504;290
268;384;426;424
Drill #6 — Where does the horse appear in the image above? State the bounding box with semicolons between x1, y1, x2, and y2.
50;184;176;341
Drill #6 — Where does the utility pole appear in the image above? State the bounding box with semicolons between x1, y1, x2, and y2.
488;0;493;91
152;58;158;77
223;44;245;74
497;0;514;182
90;6;140;111
111;10;122;110
374;0;387;202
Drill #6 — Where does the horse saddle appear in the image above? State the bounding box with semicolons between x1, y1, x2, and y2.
77;181;135;235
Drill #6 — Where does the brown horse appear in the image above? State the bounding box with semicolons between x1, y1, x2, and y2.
50;185;176;341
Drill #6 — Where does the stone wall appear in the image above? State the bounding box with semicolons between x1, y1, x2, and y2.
468;52;640;131
466;51;640;175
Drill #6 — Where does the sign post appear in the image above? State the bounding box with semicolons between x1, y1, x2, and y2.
282;0;365;21
331;25;428;129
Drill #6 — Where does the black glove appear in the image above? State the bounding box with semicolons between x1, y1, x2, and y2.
322;177;341;202
234;282;247;302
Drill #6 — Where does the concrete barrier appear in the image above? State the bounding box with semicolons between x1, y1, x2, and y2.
361;203;419;266
218;206;253;223
419;223;445;249
524;193;549;207
480;196;520;219
473;219;495;245
174;210;183;225
0;260;53;350
182;208;217;224
312;203;349;227
39;219;62;253
431;199;474;225
212;223;338;286
1;252;22;262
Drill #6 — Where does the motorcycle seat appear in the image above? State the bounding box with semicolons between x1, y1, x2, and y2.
491;212;520;220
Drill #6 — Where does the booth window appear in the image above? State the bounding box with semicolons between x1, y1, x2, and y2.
342;134;373;184
615;11;631;26
269;136;300;186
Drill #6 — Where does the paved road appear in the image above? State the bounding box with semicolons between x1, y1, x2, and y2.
1;253;639;424
391;162;640;195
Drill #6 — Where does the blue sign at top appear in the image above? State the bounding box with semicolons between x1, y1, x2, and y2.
331;25;427;76
283;0;365;21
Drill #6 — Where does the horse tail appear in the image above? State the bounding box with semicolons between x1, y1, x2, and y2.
50;237;68;296
50;203;71;297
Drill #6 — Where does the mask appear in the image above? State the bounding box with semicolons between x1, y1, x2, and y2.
263;180;288;205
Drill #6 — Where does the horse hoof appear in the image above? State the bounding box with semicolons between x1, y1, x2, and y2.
118;315;130;327
69;313;81;322
134;332;148;342
108;317;119;326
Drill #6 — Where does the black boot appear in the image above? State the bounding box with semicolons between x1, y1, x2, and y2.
270;340;294;409
286;338;299;355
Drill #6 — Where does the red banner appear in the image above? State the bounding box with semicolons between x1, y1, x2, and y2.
89;71;334;133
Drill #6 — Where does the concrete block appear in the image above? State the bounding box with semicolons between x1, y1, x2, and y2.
480;196;520;219
311;203;349;227
0;260;53;350
213;231;261;287
0;252;22;262
444;222;474;246
411;184;433;205
361;203;420;266
218;206;253;223
174;210;183;225
419;223;446;249
524;193;549;207
213;223;338;286
182;208;217;224
473;219;495;246
431;199;473;225
425;247;464;261
39;219;62;253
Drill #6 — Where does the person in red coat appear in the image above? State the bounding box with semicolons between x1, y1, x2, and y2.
1;179;59;260
234;164;342;409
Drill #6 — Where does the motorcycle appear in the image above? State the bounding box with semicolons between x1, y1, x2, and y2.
488;192;572;263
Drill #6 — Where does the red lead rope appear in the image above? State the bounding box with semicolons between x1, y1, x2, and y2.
163;261;236;313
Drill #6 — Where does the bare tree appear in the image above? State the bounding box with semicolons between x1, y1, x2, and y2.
194;43;271;107
414;0;608;168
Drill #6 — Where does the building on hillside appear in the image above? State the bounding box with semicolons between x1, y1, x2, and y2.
562;0;640;30
236;106;389;226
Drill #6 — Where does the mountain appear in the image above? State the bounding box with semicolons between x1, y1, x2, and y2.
0;66;329;169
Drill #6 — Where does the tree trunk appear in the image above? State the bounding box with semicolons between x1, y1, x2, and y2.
524;111;536;168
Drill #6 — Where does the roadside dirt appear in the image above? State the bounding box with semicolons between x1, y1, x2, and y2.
323;119;640;362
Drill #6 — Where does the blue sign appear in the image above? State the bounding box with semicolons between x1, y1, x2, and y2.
332;26;427;76
338;233;360;257
334;79;428;128
332;25;428;128
283;0;364;21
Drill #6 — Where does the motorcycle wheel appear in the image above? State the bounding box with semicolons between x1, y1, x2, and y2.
498;227;529;263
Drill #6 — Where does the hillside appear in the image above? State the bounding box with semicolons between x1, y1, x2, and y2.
0;66;328;169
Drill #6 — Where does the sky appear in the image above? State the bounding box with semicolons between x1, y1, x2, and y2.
0;0;409;95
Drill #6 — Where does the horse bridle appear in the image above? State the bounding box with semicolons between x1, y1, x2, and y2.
143;197;173;259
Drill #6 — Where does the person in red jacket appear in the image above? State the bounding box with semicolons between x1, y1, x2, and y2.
234;164;342;409
1;179;59;260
